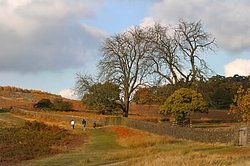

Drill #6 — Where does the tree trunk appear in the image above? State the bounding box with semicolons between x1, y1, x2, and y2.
123;96;130;117
123;110;128;117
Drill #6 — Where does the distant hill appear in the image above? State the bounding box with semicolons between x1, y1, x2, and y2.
0;86;85;111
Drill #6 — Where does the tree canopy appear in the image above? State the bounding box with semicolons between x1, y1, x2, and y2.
133;74;250;109
160;88;208;125
82;82;121;114
230;86;250;123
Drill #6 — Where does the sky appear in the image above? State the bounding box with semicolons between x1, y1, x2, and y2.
0;0;250;99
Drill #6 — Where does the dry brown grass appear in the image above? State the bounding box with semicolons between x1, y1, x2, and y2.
108;126;173;148
122;151;247;166
0;119;14;127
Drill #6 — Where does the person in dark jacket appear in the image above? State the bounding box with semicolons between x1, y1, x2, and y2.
93;120;96;129
82;118;86;130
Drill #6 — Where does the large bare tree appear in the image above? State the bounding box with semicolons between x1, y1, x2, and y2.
98;27;151;117
146;24;180;85
174;20;216;84
146;20;215;86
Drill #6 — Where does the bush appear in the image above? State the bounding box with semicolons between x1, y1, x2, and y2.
53;98;72;111
34;99;54;109
34;98;72;111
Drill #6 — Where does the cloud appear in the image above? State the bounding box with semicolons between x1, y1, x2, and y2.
0;0;105;73
148;0;250;53
139;17;155;27
224;59;250;77
59;88;78;100
82;24;107;39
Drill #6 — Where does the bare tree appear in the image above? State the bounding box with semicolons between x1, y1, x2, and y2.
146;24;180;85
174;20;216;84
98;27;151;117
146;21;215;86
75;20;215;116
74;73;95;98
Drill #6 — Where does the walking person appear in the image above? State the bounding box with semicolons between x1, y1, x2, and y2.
93;120;96;129
82;118;86;130
71;119;75;129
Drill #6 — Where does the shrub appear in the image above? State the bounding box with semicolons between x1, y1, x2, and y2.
0;121;71;165
34;99;54;109
34;98;72;111
53;98;72;111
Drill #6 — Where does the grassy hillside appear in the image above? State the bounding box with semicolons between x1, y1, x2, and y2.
0;86;85;111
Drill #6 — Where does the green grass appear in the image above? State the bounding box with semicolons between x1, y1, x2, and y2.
192;122;236;129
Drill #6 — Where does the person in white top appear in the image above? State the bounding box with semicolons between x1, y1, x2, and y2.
71;119;75;129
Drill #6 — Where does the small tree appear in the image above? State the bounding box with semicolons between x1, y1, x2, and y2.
160;88;208;126
82;82;121;114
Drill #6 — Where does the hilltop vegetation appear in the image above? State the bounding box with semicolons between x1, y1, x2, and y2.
133;74;250;109
0;86;60;98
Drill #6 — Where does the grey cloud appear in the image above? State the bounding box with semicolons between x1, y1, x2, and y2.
0;0;105;73
149;0;250;53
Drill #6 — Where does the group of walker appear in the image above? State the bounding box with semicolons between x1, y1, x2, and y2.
70;118;96;130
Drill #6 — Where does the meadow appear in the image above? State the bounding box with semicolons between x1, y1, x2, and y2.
1;88;250;165
1;110;250;166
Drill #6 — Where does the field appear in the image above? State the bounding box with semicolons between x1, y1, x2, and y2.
1;88;250;165
1;110;250;166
